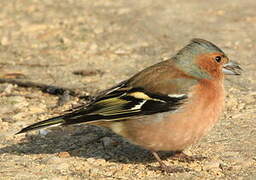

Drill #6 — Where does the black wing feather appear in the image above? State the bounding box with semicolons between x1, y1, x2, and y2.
61;87;188;124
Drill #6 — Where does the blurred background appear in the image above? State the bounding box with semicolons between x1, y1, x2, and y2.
0;0;255;179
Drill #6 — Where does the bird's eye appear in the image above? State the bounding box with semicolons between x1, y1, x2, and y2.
215;56;222;63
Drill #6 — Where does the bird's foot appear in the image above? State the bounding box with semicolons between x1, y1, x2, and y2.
170;151;206;163
150;151;191;173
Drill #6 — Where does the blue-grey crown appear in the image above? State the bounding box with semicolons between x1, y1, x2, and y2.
176;38;225;58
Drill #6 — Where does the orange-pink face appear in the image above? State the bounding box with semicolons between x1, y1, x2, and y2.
196;52;241;79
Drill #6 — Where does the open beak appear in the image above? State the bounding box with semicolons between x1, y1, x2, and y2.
223;61;242;75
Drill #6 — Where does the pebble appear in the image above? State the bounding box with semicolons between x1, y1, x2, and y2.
57;152;71;158
88;43;98;53
0;36;10;46
114;48;130;55
86;158;96;164
102;137;113;148
96;159;106;165
3;84;14;94
60;37;71;45
39;129;50;136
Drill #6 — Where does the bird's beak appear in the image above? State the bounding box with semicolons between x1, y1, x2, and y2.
223;61;242;75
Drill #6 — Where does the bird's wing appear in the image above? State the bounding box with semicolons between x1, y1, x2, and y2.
61;87;188;125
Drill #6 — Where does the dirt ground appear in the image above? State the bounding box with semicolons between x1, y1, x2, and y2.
0;0;256;179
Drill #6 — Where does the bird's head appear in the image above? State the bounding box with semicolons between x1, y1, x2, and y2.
174;38;242;80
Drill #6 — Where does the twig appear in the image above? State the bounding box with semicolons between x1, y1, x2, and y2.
0;78;92;101
0;62;65;67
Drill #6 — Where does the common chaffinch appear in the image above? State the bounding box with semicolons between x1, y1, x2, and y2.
17;39;242;173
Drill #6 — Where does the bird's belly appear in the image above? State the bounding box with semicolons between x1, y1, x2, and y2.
118;97;223;151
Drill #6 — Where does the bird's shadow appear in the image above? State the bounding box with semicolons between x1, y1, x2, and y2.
0;125;173;165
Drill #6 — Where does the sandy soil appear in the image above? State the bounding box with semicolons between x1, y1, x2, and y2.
0;0;256;179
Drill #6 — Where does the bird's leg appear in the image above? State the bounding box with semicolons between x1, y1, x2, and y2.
151;151;168;170
170;151;206;162
150;151;190;173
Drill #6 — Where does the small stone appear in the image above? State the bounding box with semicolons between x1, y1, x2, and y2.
102;137;114;148
114;48;130;55
216;10;225;16
96;159;106;165
57;152;71;158
60;37;71;45
3;84;14;94
1;36;10;46
39;129;50;136
87;157;95;164
89;43;98;53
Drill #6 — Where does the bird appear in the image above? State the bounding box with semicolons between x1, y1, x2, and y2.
16;38;242;173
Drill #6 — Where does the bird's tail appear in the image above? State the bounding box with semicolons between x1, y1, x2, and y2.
16;115;66;134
